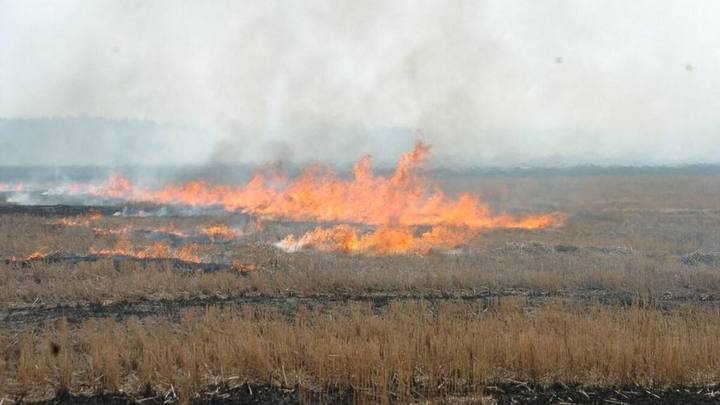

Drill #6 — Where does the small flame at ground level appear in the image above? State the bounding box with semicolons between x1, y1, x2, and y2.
199;224;240;241
275;225;481;255
53;213;102;227
22;248;52;261
90;236;202;263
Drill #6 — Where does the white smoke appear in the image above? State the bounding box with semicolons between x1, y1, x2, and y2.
1;0;719;166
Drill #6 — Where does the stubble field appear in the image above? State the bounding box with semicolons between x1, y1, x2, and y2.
1;172;720;404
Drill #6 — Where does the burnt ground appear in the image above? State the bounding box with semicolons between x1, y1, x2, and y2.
18;384;345;405
2;287;720;330
488;382;720;404
0;202;235;219
20;384;313;405
3;252;233;272
17;382;720;404
0;204;119;217
1;291;538;329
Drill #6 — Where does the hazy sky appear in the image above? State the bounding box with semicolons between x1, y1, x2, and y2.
1;0;719;166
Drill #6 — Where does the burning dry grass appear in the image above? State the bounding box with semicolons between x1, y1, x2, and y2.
199;224;240;241
1;202;720;308
0;173;719;308
75;142;563;254
275;224;479;255
86;143;562;228
52;212;102;227
3;302;720;402
90;234;203;263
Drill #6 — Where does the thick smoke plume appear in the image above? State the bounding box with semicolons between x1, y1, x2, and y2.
1;1;719;166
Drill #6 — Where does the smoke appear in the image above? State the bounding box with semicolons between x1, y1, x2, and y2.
0;118;213;166
1;0;720;166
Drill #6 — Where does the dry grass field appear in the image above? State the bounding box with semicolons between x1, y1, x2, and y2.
1;173;720;403
5;303;720;404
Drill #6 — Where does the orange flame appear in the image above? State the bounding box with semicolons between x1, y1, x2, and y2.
25;248;51;260
55;212;102;227
87;142;564;254
199;224;239;241
92;173;133;199
231;262;257;272
90;235;201;262
275;225;480;255
8;247;52;261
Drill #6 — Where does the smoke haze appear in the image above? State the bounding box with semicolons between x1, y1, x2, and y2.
1;0;719;166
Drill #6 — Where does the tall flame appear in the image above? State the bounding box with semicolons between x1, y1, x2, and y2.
87;142;563;254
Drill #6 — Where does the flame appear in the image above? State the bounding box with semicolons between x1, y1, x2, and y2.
231;262;257;272
92;173;133;199
176;244;202;262
89;142;562;227
199;224;239;241
82;142;563;254
90;235;201;262
54;212;102;227
8;247;52;261
275;224;480;255
25;248;51;260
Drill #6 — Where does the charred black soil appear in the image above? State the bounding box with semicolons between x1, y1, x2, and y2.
0;204;118;217
3;288;720;330
3;252;234;272
489;382;720;405
18;382;720;404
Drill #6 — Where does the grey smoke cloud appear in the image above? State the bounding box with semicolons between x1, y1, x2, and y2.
1;0;719;166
